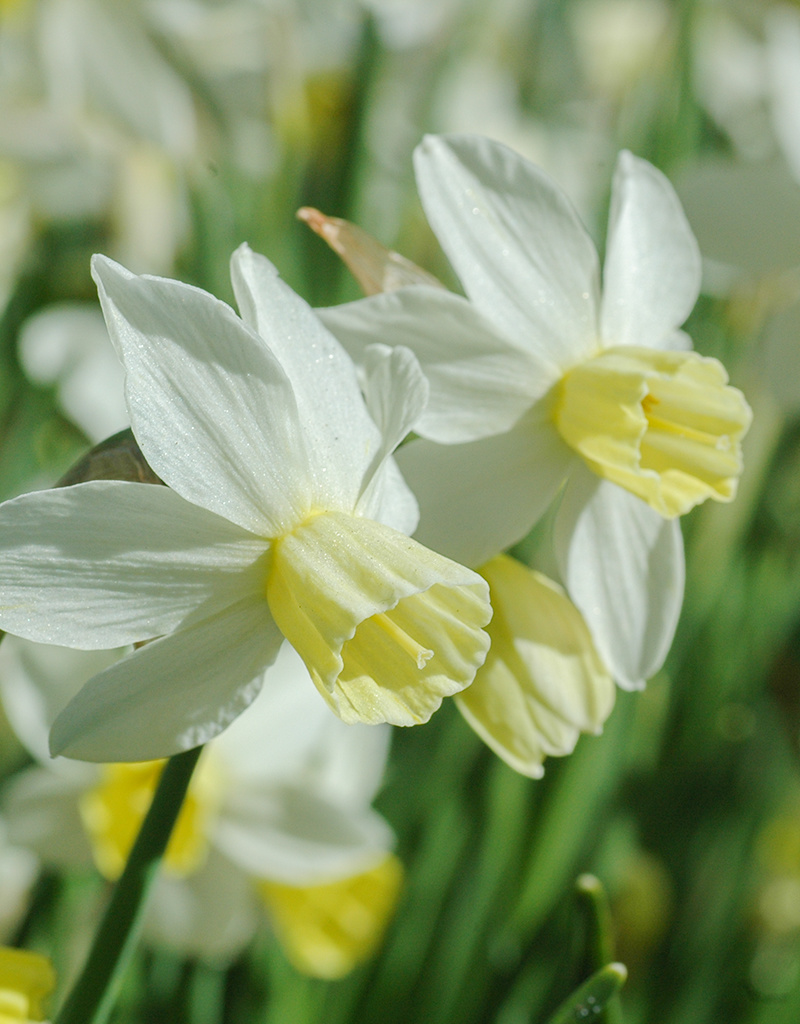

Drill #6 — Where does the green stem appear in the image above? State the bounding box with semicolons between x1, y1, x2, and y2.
54;746;204;1024
543;964;628;1024
575;875;624;1024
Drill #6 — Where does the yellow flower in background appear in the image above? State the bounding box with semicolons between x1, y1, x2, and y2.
259;855;404;980
0;947;55;1023
78;757;221;881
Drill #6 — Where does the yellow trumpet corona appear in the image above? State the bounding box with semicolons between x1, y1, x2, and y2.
555;346;752;517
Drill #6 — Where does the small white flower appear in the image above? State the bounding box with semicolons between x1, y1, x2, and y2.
0;244;491;761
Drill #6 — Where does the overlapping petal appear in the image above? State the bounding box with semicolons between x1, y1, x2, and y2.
0;481;267;649
320;286;541;442
50;598;283;762
3;768;95;868
212;642;392;809
0;638;122;763
396;414;575;568
554;470;685;689
354;344;425;532
359;344;429;463
601;152;702;350
145;849;260;961
215;784;395;885
92;255;312;537
230;244;385;513
414;133;601;373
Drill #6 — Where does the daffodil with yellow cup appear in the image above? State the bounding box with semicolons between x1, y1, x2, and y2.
320;134;751;690
0;244;490;762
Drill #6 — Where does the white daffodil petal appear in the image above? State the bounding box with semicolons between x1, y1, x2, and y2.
49;598;283;762
0;638;123;764
355;344;425;530
144;850;259;961
456;557;615;778
0;481;267;649
320;286;542;443
601;151;701;350
230;244;383;510
92;255;312;537
665;330;693;352
555;470;685;689
301;716;392;812
3;766;96;868
414;134;601;372
213;642;392;809
360;344;429;458
396;415;574;568
215;786;395;885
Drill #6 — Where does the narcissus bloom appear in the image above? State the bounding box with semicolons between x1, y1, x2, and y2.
295;223;616;777
1;637;402;970
0;244;490;761
320;134;752;688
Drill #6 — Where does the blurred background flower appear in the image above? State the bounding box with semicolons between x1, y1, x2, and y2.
0;636;401;975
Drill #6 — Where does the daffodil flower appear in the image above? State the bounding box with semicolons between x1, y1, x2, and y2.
0;244;491;761
301;208;617;777
1;636;402;969
320;134;752;688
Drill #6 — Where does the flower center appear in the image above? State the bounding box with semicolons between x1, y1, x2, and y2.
554;345;752;517
79;753;222;881
266;509;491;727
0;948;55;1023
